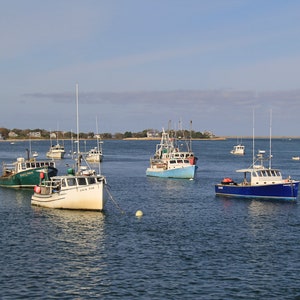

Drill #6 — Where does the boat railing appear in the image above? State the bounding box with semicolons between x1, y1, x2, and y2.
2;163;16;175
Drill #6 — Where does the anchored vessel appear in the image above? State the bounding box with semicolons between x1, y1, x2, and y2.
146;126;197;179
215;111;299;201
215;150;299;201
0;150;57;188
32;84;106;210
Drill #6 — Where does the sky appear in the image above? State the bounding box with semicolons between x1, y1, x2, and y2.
1;0;300;137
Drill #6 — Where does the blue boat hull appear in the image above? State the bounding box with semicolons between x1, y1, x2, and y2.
146;165;197;179
215;182;299;201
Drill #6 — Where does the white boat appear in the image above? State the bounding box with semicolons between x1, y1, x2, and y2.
230;139;245;155
85;144;103;162
46;143;66;159
85;117;103;163
230;144;245;155
32;151;39;158
292;156;300;161
146;123;197;179
31;84;107;211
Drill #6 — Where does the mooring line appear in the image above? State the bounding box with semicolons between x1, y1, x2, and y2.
105;185;126;214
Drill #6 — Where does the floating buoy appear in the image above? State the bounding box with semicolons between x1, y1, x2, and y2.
34;185;41;193
135;210;143;217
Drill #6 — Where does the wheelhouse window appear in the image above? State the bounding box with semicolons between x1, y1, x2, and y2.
77;177;87;185
67;178;76;186
87;177;96;184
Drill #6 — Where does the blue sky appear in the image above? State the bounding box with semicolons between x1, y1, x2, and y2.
1;0;300;136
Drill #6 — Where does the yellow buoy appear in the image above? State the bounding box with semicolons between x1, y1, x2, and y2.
135;210;143;217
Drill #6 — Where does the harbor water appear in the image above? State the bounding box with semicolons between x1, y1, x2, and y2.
0;138;300;299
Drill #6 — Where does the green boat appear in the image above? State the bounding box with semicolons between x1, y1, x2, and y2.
0;156;58;188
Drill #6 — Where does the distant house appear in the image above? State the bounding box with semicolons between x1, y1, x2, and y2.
147;130;160;138
0;134;4;140
8;131;18;138
28;131;41;138
203;130;215;138
50;132;56;139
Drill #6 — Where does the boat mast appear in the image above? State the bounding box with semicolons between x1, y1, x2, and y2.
96;115;102;175
269;109;272;169
76;83;80;171
189;120;192;152
252;108;255;167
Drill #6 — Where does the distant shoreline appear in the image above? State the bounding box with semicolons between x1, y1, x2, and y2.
122;137;227;141
2;136;300;142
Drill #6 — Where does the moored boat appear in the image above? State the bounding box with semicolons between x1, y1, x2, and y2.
230;143;245;155
215;112;299;201
85;135;103;163
46;143;66;159
31;84;107;210
31;164;106;210
292;156;300;161
0;150;58;188
85;146;103;162
146;125;197;179
215;150;299;201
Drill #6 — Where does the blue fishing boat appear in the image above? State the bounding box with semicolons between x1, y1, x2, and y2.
146;127;197;179
215;150;299;201
215;111;299;201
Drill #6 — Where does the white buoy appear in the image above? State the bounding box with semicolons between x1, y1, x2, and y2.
135;210;143;217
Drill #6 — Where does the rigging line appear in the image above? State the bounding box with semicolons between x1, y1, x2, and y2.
105;185;126;214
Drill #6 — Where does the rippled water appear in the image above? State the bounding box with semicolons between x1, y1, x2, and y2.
1;138;300;299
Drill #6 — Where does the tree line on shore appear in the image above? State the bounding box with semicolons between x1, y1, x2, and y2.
0;127;215;140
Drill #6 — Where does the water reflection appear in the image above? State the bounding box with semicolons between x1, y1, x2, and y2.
248;200;296;217
31;208;106;248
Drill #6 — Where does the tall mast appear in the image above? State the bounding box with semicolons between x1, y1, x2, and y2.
252;108;255;167
269;109;272;169
189;120;192;151
75;83;81;173
76;83;79;155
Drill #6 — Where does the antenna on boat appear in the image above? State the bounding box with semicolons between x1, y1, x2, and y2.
76;83;80;172
96;115;102;175
252;108;255;167
269;109;272;169
189;120;193;151
168;120;171;133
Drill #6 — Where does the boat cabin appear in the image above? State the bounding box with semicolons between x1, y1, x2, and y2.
230;144;245;155
3;157;56;175
237;167;283;185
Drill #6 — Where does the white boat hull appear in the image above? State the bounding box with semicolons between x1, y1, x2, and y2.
46;151;65;159
31;176;105;210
